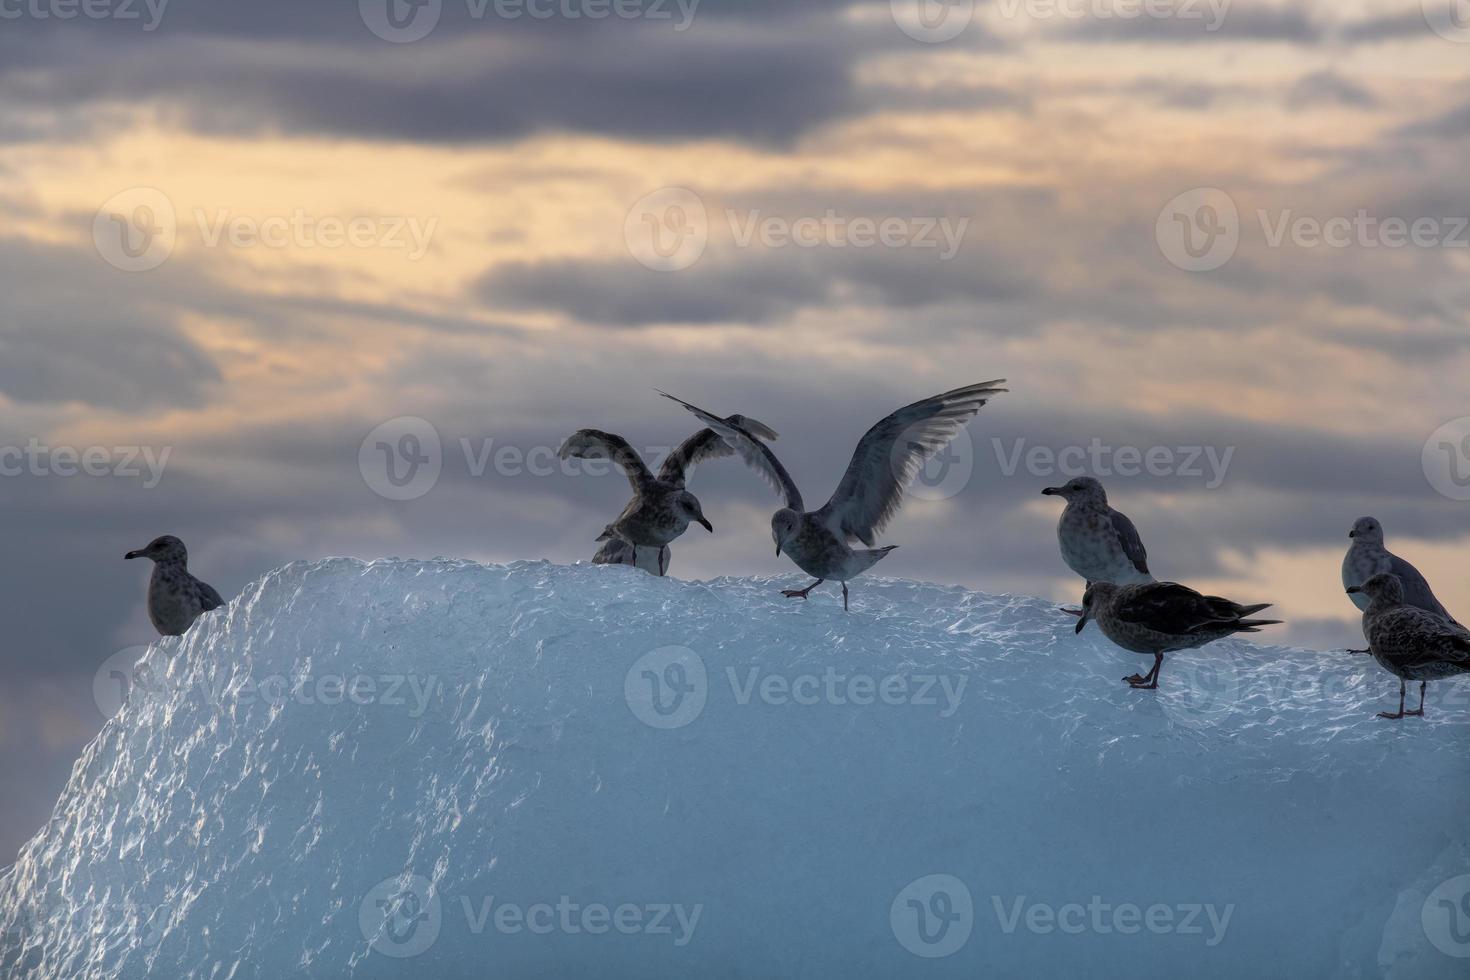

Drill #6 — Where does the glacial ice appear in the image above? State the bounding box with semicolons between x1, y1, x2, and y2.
1;558;1467;979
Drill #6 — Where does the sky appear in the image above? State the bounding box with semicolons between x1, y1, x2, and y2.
0;0;1468;859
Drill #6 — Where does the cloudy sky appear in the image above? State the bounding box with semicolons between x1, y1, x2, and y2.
1;0;1469;858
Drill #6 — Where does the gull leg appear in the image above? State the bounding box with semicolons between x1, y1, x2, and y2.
781;579;824;601
842;582;849;612
1126;653;1163;690
658;546;669;577
1347;648;1370;654
1406;681;1426;718
1378;679;1407;720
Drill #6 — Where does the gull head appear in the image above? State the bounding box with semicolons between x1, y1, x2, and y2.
1042;476;1107;506
1346;571;1404;606
1348;516;1383;544
771;509;801;557
125;535;188;564
675;491;713;533
1075;581;1120;633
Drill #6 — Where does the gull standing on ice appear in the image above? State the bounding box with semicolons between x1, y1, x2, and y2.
1341;517;1458;623
584;416;778;576
1348;572;1470;720
1041;476;1154;589
659;381;1008;611
124;535;226;637
1075;581;1280;690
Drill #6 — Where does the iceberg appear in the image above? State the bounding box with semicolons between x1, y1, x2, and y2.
1;558;1467;978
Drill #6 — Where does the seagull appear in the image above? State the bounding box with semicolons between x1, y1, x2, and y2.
1041;476;1153;592
583;416;778;576
1342;517;1458;623
659;381;1008;610
1075;581;1281;690
124;535;226;637
1348;572;1470;719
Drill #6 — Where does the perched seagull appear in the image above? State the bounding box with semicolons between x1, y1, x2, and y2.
1342;517;1458;623
1349;572;1470;720
659;381;1008;610
1041;476;1153;589
1076;581;1280;690
124;535;226;637
584;416;778;576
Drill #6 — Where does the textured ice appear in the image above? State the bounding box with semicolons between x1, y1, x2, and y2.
1;558;1468;979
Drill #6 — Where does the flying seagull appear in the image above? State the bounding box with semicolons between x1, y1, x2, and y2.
124;535;226;637
584;416;778;576
1076;581;1280;690
659;381;1008;610
1349;572;1470;720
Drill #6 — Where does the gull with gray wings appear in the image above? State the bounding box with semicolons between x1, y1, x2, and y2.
560;417;776;576
124;535;227;637
583;417;778;576
659;381;1007;610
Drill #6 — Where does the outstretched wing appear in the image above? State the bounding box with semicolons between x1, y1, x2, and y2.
657;393;803;510
816;381;1007;545
658;415;778;487
1109;509;1151;577
557;429;654;493
196;580;226;612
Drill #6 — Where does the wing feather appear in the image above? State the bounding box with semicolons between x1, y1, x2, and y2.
817;381;1007;545
658;415;778;487
657;393;803;510
557;429;654;493
1109;509;1151;577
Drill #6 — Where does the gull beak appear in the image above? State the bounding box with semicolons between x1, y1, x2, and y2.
1346;586;1362;595
1074;609;1091;634
775;542;782;557
124;550;142;560
697;517;713;533
1041;487;1061;496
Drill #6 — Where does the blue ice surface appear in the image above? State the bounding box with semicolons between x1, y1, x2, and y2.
1;558;1467;979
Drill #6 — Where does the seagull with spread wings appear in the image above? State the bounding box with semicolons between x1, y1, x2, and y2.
659;381;1008;610
560;416;777;576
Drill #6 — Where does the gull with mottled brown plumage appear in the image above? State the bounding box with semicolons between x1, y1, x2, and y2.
560;416;777;576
